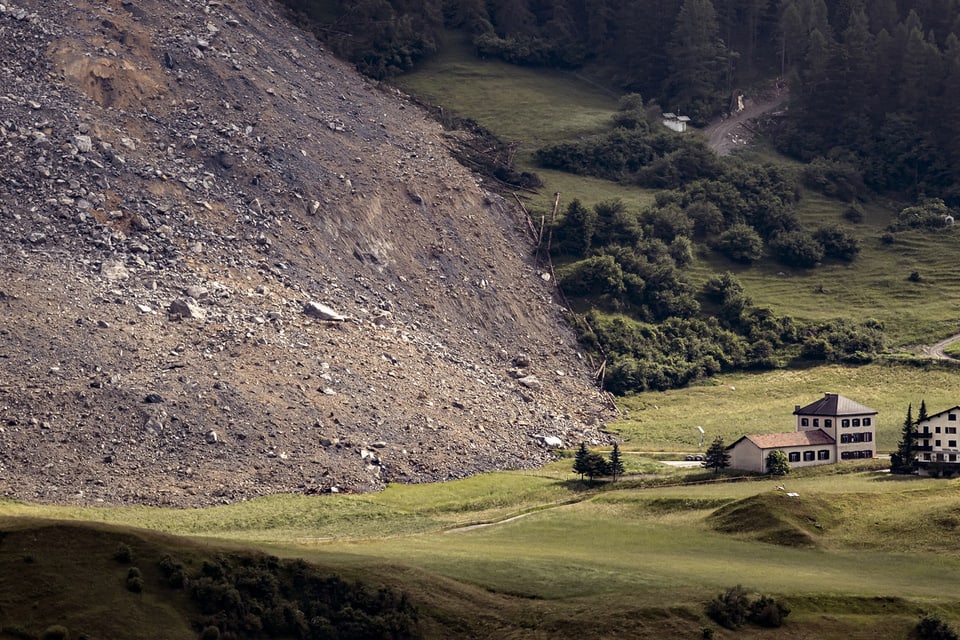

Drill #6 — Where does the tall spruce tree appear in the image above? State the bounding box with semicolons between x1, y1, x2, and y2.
891;403;917;474
573;442;590;479
608;443;625;481
704;436;731;473
666;0;728;120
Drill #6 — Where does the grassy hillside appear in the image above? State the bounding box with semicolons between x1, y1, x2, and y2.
400;36;960;349
614;362;960;453
5;467;960;638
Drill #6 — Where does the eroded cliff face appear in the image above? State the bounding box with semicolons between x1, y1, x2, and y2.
0;0;611;506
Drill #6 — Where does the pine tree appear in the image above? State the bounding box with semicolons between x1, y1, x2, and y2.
584;451;610;482
666;0;728;119
573;442;590;479
608;443;625;481
891;403;917;474
703;436;731;474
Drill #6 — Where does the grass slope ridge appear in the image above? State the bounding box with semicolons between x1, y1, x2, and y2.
0;0;611;507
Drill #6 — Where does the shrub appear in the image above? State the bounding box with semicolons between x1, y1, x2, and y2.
126;567;144;593
910;271;922;282
41;626;69;640
892;198;953;231
706;585;750;629
814;224;860;262
769;230;824;268
113;543;133;564
200;626;221;640
159;553;187;589
916;613;959;640
557;255;625;299
749;594;790;627
715;224;763;263
706;586;790;630
802;157;865;201
843;203;865;223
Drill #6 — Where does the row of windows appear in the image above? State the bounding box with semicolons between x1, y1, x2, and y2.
840;450;873;459
799;417;872;428
924;453;959;461
787;450;831;462
922;426;958;434
925;440;959;448
840;433;873;444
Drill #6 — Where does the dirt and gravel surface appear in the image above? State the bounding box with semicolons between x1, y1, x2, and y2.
703;88;789;155
0;0;613;507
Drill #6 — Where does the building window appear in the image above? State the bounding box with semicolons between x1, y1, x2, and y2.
924;426;931;434
950;414;957;421
864;418;871;426
950;441;957;448
924;453;932;461
925;440;930;447
842;419;850;428
801;418;809;427
841;451;851;460
951;455;957;462
936;427;942;434
803;451;815;461
936;440;942;447
789;452;801;462
852;418;861;427
813;419;819;427
947;427;957;434
818;450;830;460
825;419;832;428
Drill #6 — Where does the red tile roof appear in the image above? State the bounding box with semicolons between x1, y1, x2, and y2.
737;429;835;450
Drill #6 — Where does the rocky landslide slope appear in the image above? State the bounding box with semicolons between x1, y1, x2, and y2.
0;0;612;506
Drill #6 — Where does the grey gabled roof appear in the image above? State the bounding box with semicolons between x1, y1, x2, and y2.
794;393;877;417
921;405;960;421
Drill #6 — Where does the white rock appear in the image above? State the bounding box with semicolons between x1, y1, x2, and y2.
304;301;345;321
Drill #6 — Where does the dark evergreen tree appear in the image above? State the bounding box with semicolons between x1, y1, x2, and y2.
703;436;731;473
666;0;729;121
584;451;610;481
891;403;917;474
608;443;625;481
573;442;590;479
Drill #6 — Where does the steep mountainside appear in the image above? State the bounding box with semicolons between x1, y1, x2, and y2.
0;0;611;507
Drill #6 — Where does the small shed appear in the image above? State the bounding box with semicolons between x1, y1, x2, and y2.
662;113;690;133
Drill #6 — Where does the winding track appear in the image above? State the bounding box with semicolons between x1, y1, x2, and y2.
923;333;960;359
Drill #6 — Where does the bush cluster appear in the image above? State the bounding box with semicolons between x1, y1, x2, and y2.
156;552;420;639
705;585;790;630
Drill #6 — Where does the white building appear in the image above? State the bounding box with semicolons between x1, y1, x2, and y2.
662;113;690;133
726;393;877;473
915;405;960;474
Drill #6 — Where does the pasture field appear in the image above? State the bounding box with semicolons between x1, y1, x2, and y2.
614;362;960;453
5;467;960;638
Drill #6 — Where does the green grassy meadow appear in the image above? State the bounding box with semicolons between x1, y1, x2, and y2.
7;31;960;640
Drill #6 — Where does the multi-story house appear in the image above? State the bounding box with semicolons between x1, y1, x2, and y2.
726;393;877;473
914;405;960;474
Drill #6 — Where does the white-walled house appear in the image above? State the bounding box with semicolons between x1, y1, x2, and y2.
726;393;877;473
915;405;960;474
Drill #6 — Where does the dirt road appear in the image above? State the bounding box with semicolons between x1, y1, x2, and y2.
703;91;789;155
